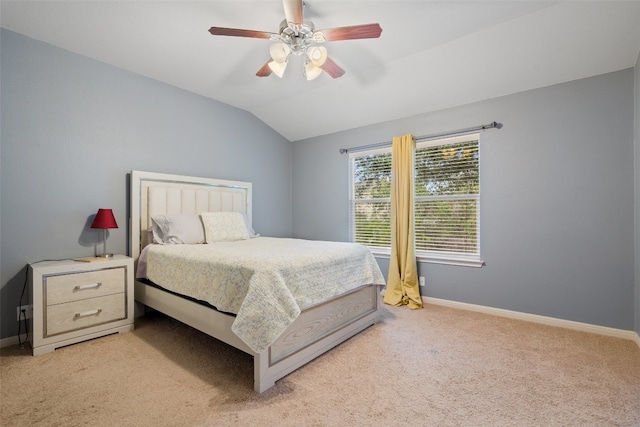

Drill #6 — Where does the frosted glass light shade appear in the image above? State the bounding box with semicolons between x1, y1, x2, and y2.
268;61;288;78
305;62;323;80
307;46;327;67
305;46;328;80
270;42;291;63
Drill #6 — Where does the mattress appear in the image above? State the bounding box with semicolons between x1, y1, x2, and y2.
142;237;385;352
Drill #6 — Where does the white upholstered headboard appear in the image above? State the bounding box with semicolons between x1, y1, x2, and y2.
129;170;252;260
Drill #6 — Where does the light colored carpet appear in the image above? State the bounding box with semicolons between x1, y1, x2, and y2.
1;303;639;426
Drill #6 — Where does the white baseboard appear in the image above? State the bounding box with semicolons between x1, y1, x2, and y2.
4;299;639;352
423;296;640;350
0;335;23;349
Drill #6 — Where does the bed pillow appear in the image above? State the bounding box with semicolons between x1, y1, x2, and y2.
201;211;250;243
150;214;205;244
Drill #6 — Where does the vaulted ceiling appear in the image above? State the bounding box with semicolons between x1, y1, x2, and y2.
2;1;640;141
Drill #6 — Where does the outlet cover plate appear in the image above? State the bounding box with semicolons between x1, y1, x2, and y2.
16;305;33;321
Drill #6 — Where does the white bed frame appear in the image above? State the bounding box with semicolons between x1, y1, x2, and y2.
129;170;382;392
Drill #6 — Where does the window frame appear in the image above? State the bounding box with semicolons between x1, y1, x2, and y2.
349;133;484;268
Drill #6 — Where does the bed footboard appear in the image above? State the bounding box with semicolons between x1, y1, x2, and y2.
135;280;381;392
254;284;382;392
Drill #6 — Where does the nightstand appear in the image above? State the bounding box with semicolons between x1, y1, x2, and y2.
29;255;134;356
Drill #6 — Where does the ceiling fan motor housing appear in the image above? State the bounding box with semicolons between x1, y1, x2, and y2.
277;20;317;55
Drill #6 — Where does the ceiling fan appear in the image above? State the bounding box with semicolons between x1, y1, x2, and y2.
208;0;382;80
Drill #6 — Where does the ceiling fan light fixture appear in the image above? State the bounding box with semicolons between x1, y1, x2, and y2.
305;62;323;80
307;46;327;67
270;42;291;63
268;60;288;78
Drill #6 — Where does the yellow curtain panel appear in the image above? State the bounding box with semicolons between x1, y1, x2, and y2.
383;134;423;309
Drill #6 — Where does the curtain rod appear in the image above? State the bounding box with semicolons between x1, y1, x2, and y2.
338;121;501;154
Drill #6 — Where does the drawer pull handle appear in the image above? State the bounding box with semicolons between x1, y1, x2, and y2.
74;309;102;319
74;282;102;291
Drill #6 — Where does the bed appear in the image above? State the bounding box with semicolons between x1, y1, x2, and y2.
129;170;385;392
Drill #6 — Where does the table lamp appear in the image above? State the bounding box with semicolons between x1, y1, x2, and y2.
91;208;118;258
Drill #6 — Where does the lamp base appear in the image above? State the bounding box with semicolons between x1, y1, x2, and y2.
97;253;114;258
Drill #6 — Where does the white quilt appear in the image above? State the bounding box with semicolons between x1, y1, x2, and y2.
144;237;385;353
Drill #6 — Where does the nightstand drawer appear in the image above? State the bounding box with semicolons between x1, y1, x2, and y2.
46;293;126;336
46;267;125;305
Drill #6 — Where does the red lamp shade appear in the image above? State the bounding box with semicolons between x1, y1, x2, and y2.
91;209;118;229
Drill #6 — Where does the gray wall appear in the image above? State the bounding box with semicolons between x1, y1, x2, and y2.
635;51;640;336
293;69;636;331
0;30;293;339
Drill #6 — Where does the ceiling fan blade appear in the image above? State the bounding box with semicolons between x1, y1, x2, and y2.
314;23;382;42
282;0;304;24
321;57;345;79
256;60;273;77
209;27;274;39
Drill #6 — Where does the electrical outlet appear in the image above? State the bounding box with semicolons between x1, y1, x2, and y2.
419;276;425;287
16;305;32;321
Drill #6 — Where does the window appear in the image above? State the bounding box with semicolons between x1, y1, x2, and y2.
349;133;482;267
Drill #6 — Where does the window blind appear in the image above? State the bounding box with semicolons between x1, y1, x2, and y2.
349;134;480;262
414;136;479;256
